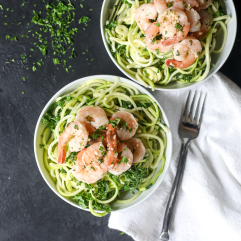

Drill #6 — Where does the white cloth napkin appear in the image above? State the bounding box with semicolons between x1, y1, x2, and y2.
109;72;241;241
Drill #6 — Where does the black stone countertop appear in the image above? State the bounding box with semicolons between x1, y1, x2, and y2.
0;1;240;241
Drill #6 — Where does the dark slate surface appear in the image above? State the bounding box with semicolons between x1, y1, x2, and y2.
0;1;240;241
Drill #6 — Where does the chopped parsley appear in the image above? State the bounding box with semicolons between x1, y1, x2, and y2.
79;16;91;26
109;118;120;127
11;36;17;41
53;58;60;65
121;156;128;164
175;23;183;31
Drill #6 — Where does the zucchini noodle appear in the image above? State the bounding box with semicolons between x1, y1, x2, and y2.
41;78;168;216
105;0;231;90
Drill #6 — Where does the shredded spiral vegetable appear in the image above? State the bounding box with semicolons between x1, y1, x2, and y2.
41;78;168;216
105;0;231;90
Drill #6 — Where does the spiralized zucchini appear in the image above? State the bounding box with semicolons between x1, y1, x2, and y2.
105;0;231;90
41;78;168;216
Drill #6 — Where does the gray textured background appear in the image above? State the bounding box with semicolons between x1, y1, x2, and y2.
0;0;240;241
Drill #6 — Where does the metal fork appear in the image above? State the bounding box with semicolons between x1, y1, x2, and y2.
160;91;206;241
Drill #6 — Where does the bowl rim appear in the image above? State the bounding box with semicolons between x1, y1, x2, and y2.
100;0;237;91
34;74;173;213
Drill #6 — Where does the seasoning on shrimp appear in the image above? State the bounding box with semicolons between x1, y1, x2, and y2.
145;22;173;53
58;122;89;164
111;111;138;141
72;142;109;184
134;3;158;31
158;8;190;46
192;9;210;39
125;138;146;163
108;143;133;175
165;36;202;68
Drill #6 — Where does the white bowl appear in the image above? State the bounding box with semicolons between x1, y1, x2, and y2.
34;75;173;213
100;0;237;91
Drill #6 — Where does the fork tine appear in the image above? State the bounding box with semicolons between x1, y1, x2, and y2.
186;91;196;123
192;93;201;125
197;93;207;127
181;91;191;123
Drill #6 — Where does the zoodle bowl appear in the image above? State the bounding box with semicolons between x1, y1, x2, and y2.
100;0;237;91
34;75;172;214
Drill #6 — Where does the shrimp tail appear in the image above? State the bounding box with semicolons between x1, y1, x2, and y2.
58;146;66;164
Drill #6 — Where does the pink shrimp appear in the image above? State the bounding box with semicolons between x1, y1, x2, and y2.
125;138;146;163
58;122;89;164
165;36;202;68
154;0;168;16
103;122;118;166
195;0;211;11
134;4;158;31
159;8;190;46
192;10;210;39
111;111;138;141
108;143;133;176
72;142;109;184
169;0;199;10
145;22;174;53
75;106;108;130
185;8;201;32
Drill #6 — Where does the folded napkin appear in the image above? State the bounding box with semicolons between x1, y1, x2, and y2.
109;72;241;241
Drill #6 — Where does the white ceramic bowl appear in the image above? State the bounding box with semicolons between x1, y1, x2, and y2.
100;0;237;91
34;75;173;213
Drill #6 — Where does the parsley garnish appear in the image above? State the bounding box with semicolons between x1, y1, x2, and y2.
79;16;91;26
109;118;120;127
175;23;183;31
121;156;128;164
11;36;17;41
168;1;173;7
53;58;60;65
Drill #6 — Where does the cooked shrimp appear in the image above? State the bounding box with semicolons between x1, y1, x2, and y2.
58;122;89;164
125;138;146;163
75;106;108;130
103;123;118;166
145;22;174;53
134;4;158;31
72;143;106;184
108;143;133;176
195;0;211;11
192;10;210;39
165;36;202;68
159;8;190;46
72;142;109;184
89;132;107;146
111;111;138;141
167;0;199;10
185;8;201;32
154;0;168;15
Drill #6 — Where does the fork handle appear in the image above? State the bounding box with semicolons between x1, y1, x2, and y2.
160;142;189;240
